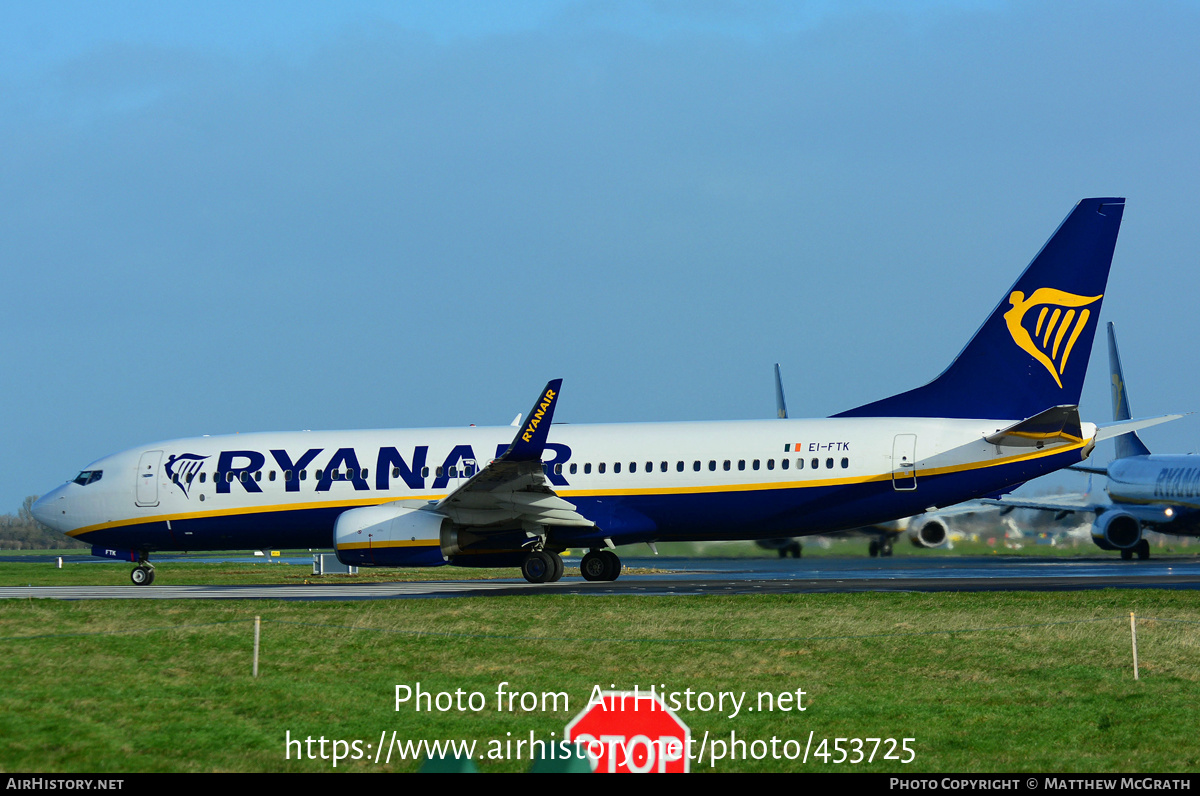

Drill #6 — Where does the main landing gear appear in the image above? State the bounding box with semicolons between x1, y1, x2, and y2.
521;550;565;584
777;541;803;559
1120;539;1151;561
869;539;894;558
580;549;622;582
130;556;156;585
521;548;622;583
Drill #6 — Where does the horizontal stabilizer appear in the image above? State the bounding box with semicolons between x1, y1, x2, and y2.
1068;464;1109;475
984;405;1082;447
1093;414;1184;444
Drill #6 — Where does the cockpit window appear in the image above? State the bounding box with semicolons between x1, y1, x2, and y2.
73;470;103;486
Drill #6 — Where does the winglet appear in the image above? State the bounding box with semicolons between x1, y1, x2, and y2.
499;379;563;462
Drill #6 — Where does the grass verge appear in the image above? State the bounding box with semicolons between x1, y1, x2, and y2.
1;591;1197;773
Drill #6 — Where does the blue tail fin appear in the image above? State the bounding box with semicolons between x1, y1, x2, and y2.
836;197;1125;420
1106;322;1152;458
774;363;789;419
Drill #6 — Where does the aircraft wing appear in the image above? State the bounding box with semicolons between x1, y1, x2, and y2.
985;496;1186;527
979;495;1102;517
916;499;997;517
434;458;595;528
432;379;596;530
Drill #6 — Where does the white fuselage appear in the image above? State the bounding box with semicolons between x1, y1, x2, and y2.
35;415;1096;555
1105;454;1200;534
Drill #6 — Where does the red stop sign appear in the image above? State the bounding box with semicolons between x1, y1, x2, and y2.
565;692;691;773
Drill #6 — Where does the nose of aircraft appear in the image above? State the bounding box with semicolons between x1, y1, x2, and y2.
32;486;68;533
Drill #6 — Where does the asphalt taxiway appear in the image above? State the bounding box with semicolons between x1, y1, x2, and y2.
3;555;1199;600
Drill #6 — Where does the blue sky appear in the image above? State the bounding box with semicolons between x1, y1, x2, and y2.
3;1;1200;512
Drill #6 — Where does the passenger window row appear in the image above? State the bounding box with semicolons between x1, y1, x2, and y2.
561;457;850;475
174;467;374;485
172;462;490;486
170;457;852;486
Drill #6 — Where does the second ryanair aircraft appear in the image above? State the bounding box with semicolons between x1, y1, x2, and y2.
35;198;1154;584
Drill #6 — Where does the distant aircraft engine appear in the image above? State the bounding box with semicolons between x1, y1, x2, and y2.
908;516;948;548
333;503;449;567
1091;510;1141;550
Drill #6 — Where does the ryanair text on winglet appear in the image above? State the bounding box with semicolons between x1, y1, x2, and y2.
521;389;557;443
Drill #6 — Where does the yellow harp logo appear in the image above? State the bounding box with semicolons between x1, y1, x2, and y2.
1004;288;1102;388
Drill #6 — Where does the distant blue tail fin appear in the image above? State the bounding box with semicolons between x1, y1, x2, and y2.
774;364;788;419
1106;322;1152;458
836;197;1125;420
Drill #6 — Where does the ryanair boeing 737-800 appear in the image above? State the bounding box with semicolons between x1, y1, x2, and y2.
34;198;1159;585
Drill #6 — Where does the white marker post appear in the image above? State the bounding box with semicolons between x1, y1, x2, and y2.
1130;612;1139;681
253;616;261;678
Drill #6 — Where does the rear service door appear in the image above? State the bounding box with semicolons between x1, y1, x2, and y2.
892;435;917;491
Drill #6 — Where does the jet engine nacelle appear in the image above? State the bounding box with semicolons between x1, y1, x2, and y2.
908;516;948;549
1091;510;1142;551
333;503;449;567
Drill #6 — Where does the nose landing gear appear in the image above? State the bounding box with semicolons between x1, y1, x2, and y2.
130;554;155;585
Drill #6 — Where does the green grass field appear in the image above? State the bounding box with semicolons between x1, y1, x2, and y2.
2;589;1197;773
